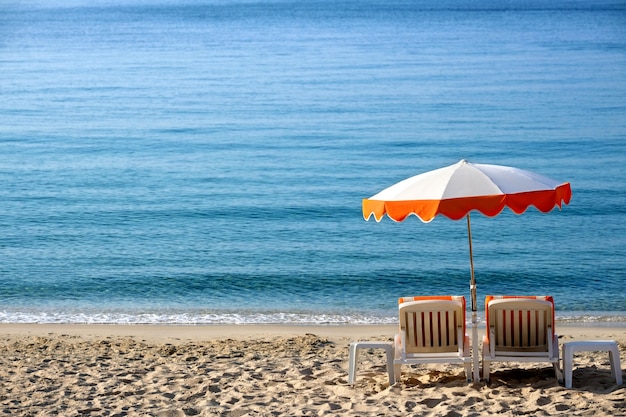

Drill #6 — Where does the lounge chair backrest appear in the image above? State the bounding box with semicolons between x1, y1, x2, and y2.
398;296;465;354
485;296;554;353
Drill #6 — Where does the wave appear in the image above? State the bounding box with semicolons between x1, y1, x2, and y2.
1;310;624;326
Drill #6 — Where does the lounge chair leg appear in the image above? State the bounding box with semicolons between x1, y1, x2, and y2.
483;360;490;382
608;348;623;385
554;362;563;383
464;363;472;382
348;343;358;385
394;364;401;382
553;337;563;383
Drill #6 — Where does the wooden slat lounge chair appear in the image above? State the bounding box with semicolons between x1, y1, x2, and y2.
394;296;472;383
482;295;561;382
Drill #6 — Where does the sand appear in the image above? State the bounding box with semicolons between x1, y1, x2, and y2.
0;324;624;416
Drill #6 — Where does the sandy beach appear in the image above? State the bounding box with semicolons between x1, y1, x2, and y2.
0;324;624;416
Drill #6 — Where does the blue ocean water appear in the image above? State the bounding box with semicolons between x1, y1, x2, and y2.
1;0;625;325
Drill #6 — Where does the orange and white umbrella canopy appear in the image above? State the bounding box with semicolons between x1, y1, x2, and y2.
363;159;572;223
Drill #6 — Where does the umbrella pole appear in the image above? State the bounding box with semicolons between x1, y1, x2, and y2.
467;214;480;382
467;214;477;312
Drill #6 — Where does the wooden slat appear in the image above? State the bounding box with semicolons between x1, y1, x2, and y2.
529;310;537;347
433;311;438;346
521;310;529;347
406;312;414;347
497;310;505;347
445;311;450;346
424;312;432;347
538;311;546;346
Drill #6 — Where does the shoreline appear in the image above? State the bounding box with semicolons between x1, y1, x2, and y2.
1;322;624;344
2;310;624;327
0;323;399;343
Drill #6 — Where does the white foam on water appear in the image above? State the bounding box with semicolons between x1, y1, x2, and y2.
1;310;624;326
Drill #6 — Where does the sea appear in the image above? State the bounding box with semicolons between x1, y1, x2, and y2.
1;0;625;326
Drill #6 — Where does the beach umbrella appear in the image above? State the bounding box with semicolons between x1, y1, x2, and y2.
362;159;572;382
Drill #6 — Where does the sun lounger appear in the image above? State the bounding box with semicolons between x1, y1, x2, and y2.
394;296;472;383
482;295;561;382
